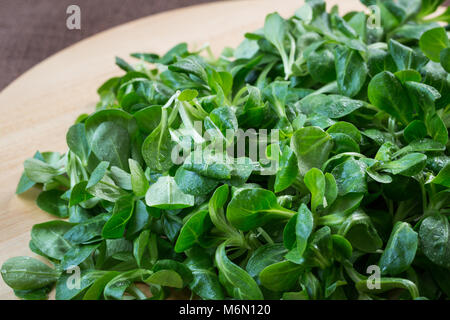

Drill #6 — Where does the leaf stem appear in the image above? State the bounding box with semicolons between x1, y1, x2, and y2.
54;175;70;189
256;227;274;245
419;179;427;215
127;284;148;300
268;207;297;219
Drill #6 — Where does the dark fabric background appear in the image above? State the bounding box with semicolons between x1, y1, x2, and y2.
0;0;449;91
0;0;220;91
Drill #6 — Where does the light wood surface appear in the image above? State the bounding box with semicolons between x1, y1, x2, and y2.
0;0;365;299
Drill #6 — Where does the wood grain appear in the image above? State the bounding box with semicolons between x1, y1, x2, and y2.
0;0;365;299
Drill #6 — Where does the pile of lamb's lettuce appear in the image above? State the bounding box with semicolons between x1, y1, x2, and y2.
2;0;450;300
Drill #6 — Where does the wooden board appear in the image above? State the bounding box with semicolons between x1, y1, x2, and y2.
0;0;365;299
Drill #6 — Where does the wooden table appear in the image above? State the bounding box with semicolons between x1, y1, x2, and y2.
0;0;368;299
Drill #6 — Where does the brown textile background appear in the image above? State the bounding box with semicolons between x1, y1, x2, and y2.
0;0;449;91
0;0;221;91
